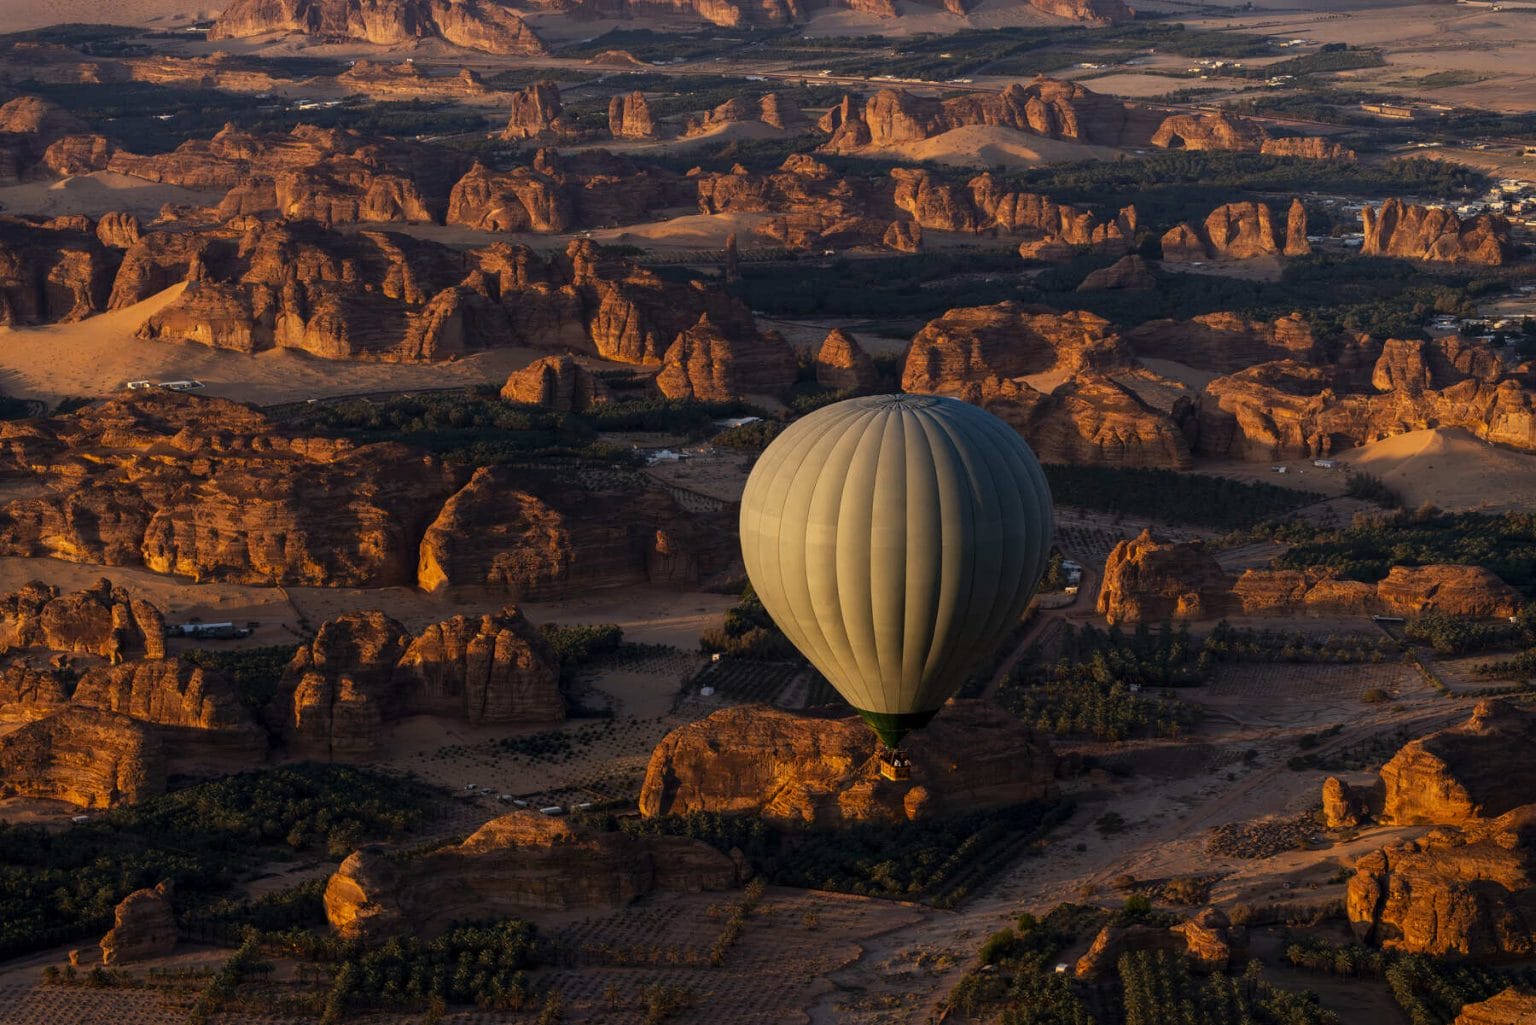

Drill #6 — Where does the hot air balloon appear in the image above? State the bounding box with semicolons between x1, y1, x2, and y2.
739;394;1054;775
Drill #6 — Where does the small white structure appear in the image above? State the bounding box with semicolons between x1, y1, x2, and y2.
1313;459;1338;469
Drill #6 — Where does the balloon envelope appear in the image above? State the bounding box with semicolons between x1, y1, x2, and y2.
738;395;1054;747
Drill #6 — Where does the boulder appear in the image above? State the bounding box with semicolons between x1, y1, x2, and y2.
100;881;176;965
1322;776;1369;829
1097;530;1232;624
324;812;737;941
638;702;1056;827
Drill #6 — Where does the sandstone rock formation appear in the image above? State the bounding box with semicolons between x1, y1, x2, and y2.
1362;198;1511;265
696;154;897;251
1454;988;1536;1025
1124;313;1318;373
685;93;802;136
446;161;571;232
1343;704;1536;957
1075;908;1233;979
337;61;489;100
1029;0;1133;23
100;882;176;965
1159;200;1308;262
270;606;561;758
500;354;611;411
899;303;1191;468
0;392;460;586
1371;336;1501;395
0;215;118;325
972;174;1137;254
1261;135;1357;161
1097;530;1231;624
814;328;879;392
1379;701;1536;827
1322;776;1369;829
1152;111;1266;152
1348;808;1536;958
0;664;69;723
72;658;266;765
503;82;570;140
1078;254;1155;291
95;212;142;250
608;91;656;139
415;464;738;597
0;579;165;663
1150;110;1349;160
822;77;1141;153
0;95;84;182
324;812;737;940
209;0;547;54
655;314;797;402
639;702;1056;827
1377;565;1521;619
0;706;164;807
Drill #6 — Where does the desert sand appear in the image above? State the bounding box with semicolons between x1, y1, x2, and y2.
880;124;1124;169
0;173;222;220
0;0;216;33
0;284;549;407
1336;427;1536;512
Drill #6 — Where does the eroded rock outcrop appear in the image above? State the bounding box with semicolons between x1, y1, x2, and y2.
503;81;570;140
1344;704;1536;958
0;392;460;587
1379;701;1536;827
324;812;737;941
100;882;176;965
814;328;879;392
1124;312;1317;373
1151;110;1349;160
72;658;265;764
685;93;802;136
1097;530;1231;624
0;579;164;664
500;354;611;411
1454;988;1536;1025
608;91;656;139
822;77;1140;153
0;215;118;325
209;0;547;54
1075;908;1233;979
639;702;1056;827
1029;0;1133;23
0;664;69;723
1348;808;1536;958
1362;199;1512;265
1160;200;1308;262
1078;254;1155;291
270;606;563;758
655;314;797;402
415;465;739;598
0;706;164;807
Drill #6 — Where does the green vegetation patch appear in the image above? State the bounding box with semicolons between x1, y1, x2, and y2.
623;799;1073;906
0;765;434;960
185;645;294;716
1043;465;1321;530
1263;508;1536;592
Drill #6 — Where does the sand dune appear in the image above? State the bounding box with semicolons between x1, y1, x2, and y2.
0;0;216;33
1337;428;1536;512
877;125;1123;169
0;173;222;219
0;284;546;407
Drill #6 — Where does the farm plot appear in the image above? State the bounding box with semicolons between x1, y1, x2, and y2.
1192;661;1415;731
